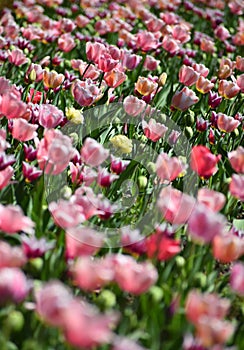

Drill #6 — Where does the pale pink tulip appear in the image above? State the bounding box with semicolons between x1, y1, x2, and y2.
12;118;38;141
228;146;244;173
156;152;186;182
65;226;104;259
0;204;34;234
0;241;26;268
81;137;109;167
229;174;244;201
49;200;85;229
197;188;226;212
0;268;30;304
157;186;196;225
230;262;244;296
188;203;226;243
38;103;64;128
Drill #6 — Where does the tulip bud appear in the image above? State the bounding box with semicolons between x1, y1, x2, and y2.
138;175;148;189
158;72;167;86
7;311;24;331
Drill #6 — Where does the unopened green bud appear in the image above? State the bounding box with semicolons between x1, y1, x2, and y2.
29;69;36;82
184;126;194;138
138;175;148;189
98;290;116;308
175;256;185;267
149;286;163;302
147;162;156;174
7;311;24;331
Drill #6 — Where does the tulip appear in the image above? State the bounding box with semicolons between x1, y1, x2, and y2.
65;226;104;259
157;186;196;225
187;203;226;243
135;76;158;96
190;145;221;179
38;104;64;129
196;76;214;94
171;87;199;111
104;68;126;88
229;174;244;201
142;119;168;142
228;146;244;173
230;263;244;296
12;118;38;141
49;200;85;229
0;268;30;304
218;79;240;99
197;188;226;212
179;65;199;86
217;113;240;133
0;204;34;234
0;165;13;190
156;152;186;182
212;233;244;263
43;70;65;90
0;241;26;268
81;137;109;167
123;95;146;117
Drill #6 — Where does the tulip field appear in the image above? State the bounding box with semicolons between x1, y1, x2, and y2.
0;0;243;349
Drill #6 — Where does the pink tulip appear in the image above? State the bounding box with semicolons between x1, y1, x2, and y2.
86;41;107;64
112;337;148;350
104;68;126;88
98;53;118;72
218;79;240;99
37;129;75;175
49;200;85;229
97;167;119;187
81;137;109;167
63;299;118;348
110;156;130;175
197;188;226;212
229;174;244;201
123;95;146;117
71;187;103;220
12;118;38;141
113;254;158;295
172;24;191;43
58;33;76;52
217;113;240;133
162;35;180;55
187;203;226;243
186;290;230;325
230;262;244;296
38;103;64;128
191;145;221;179
71;256;114;291
8;48;28;66
196;76;214;94
236;56;244;72
157;186;196;225
192;63;209;78
179;65;199;86
22;235;55;259
142;119;168;142
171;87;199;111
156;152;186;182
78;61;100;80
0;166;14;190
214;25;230;41
0;204;34;234
228;146;244;174
144;55;160;71
121;51;142;70
0;241;26;268
72;79;101;107
35;281;73;327
0;268;30;304
236;74;244;92
212;232;244;263
136;31;159;51
196;316;234;347
65;226;104;259
0;93;29;120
